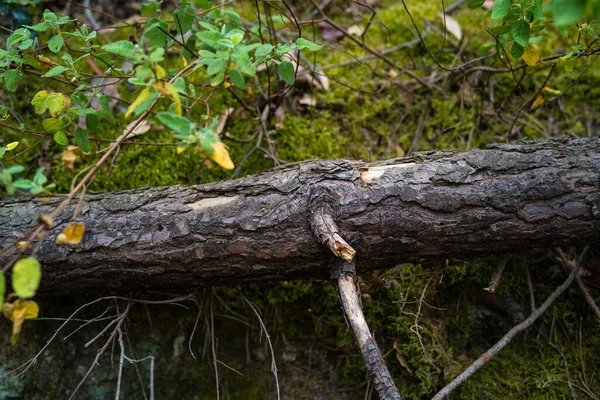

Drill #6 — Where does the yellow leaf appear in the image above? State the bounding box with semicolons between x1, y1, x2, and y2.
6;141;19;151
530;94;545;110
125;86;153;119
2;299;39;344
35;55;54;70
56;222;86;245
154;65;166;79
163;83;182;116
176;146;186;154
208;141;234;170
223;82;231;89
543;86;561;95
522;45;541;66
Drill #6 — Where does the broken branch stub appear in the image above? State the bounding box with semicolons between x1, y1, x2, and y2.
309;193;402;400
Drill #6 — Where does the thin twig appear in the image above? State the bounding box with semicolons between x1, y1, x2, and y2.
69;302;132;400
411;271;434;364
523;260;536;313
432;246;590;400
210;292;220;400
557;248;600;323
506;63;557;139
241;293;281;400
484;254;509;293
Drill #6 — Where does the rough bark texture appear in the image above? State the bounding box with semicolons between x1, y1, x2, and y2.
1;137;599;293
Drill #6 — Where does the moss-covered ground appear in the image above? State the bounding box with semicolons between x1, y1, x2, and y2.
1;0;599;399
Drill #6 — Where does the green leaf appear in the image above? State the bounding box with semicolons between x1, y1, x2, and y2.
174;5;195;36
48;35;64;53
43;9;57;22
182;35;197;60
146;18;169;47
42;118;65;132
75;128;90;152
43;65;69;78
18;39;34;50
492;0;512;20
510;42;525;58
25;22;49;32
232;49;254;75
7;28;27;48
86;114;103;134
33;167;47;186
511;19;530;47
157;112;193;136
255;43;274;58
467;0;485;9
173;77;186;93
278;61;295;85
228;69;245;89
12;258;41;299
4;69;22;92
12;180;34;189
101;40;135;57
6;165;25;174
529;35;544;44
296;38;323;51
552;0;585;26
99;95;115;124
0;148;5;160
210;72;224;86
141;3;157;16
53;131;69;145
490;24;512;35
196;31;224;49
207;58;226;76
0;271;4;312
148;48;165;63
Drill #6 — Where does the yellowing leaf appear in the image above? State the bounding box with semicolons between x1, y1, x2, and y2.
522;45;541;66
125;86;152;119
543;86;561;95
5;141;18;151
2;299;39;344
530;94;545;110
176;146;186;154
12;258;41;299
153;82;182;116
31;91;49;115
154;65;166;79
208;141;234;170
56;222;86;245
35;55;54;71
3;299;39;321
47;92;72;118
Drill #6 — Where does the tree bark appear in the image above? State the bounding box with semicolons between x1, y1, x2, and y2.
1;137;599;293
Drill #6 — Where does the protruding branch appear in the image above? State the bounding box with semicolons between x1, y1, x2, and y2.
308;186;356;262
335;263;403;400
307;187;402;399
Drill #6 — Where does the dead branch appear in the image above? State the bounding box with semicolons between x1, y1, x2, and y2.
432;246;590;400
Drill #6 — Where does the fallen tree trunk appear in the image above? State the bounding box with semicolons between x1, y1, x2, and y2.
1;137;599;293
